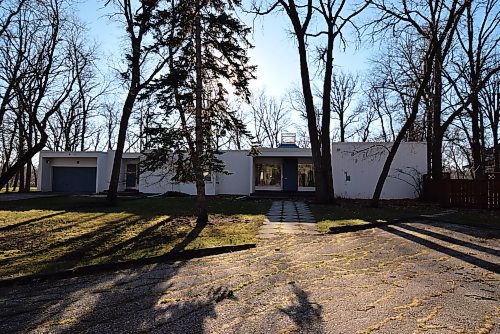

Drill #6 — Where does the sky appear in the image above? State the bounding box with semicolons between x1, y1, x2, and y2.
76;0;373;99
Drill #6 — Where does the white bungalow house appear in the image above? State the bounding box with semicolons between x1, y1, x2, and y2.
37;136;427;199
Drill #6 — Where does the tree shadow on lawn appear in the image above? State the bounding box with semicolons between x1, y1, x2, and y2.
0;220;238;334
311;199;441;227
0;196;268;279
0;213;141;276
0;195;271;217
381;223;500;274
0;213;202;279
0;211;66;231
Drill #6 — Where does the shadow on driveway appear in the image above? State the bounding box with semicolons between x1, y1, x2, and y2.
381;223;500;274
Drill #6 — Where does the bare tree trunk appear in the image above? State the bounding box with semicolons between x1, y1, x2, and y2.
431;128;444;179
194;8;208;225
371;96;422;207
425;102;433;176
24;113;34;191
340;117;345;142
431;45;443;180
296;33;332;204
107;92;137;201
319;23;336;204
470;94;484;178
12;172;18;192
106;0;166;202
18;113;26;192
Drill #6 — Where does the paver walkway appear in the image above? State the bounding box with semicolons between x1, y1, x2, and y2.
259;201;319;238
0;221;498;333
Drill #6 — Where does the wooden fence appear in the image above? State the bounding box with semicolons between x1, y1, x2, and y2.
423;174;500;209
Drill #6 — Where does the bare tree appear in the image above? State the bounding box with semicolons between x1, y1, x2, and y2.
369;0;469;207
251;0;370;204
101;101;120;150
0;0;26;38
448;0;500;178
481;78;499;172
330;70;358;142
0;0;80;190
105;0;170;201
352;99;377;142
249;89;291;147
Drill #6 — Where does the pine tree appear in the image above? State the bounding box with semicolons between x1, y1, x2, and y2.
143;0;255;225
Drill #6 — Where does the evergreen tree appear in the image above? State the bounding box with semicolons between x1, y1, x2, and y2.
143;0;255;225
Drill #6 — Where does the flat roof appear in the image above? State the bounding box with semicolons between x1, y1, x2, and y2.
256;148;312;157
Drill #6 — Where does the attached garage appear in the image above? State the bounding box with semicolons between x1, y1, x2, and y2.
52;167;97;193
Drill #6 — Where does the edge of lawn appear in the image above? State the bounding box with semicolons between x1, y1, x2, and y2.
0;196;271;285
0;243;256;287
309;199;499;233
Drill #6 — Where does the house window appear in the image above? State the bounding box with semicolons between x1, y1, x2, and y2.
298;163;315;187
126;164;138;188
255;164;281;187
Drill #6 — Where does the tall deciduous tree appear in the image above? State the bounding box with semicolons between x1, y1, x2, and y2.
451;0;499;178
0;0;80;190
143;0;255;225
252;0;370;204
369;0;469;207
105;0;169;202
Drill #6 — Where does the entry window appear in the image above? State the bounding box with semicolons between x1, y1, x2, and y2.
255;164;281;187
126;164;138;188
298;164;315;187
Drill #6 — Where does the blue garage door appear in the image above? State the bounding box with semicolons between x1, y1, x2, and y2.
52;167;97;193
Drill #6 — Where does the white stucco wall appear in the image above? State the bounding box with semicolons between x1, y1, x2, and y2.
217;151;252;195
96;154;109;193
140;151;251;195
332;142;427;199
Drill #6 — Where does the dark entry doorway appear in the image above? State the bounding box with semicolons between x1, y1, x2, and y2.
126;164;138;188
283;158;298;191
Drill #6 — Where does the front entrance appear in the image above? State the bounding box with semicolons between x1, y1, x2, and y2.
283;158;298;191
126;164;138;188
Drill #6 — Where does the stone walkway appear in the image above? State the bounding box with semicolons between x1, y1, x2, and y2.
259;201;319;238
1;221;498;333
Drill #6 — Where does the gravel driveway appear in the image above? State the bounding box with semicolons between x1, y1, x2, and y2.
0;221;498;333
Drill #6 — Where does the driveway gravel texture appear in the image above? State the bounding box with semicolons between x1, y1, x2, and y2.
0;220;498;334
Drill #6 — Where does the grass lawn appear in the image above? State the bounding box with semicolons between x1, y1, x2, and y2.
1;187;37;193
311;199;499;233
0;196;270;279
311;200;443;233
434;210;500;227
